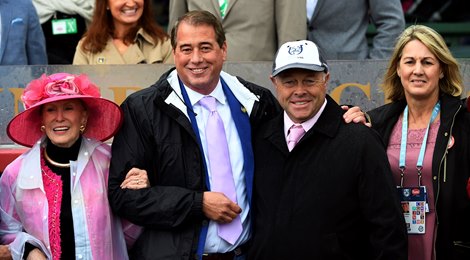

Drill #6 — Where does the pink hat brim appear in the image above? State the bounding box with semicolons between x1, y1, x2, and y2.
7;95;123;147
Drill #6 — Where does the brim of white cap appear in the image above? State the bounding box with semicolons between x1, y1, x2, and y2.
272;63;326;77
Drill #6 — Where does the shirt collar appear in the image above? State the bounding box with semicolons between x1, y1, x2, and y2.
184;80;226;106
284;98;328;137
135;28;155;45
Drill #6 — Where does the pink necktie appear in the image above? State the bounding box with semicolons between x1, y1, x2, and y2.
199;96;242;245
287;125;305;151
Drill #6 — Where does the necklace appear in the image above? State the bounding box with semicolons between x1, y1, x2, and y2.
44;149;70;168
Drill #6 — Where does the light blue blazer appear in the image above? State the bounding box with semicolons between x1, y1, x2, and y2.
0;0;47;65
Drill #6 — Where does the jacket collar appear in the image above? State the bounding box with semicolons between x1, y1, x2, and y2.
134;28;155;46
371;99;407;129
17;137;102;191
373;94;462;128
309;95;342;138
369;93;463;148
163;69;259;118
263;95;342;153
438;93;463;125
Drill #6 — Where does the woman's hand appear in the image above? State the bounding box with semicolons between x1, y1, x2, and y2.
0;245;12;260
26;248;46;260
120;167;150;189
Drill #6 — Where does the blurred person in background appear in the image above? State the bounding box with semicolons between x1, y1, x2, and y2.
168;0;306;61
73;0;172;64
0;0;47;65
404;0;470;22
306;0;405;60
33;0;94;64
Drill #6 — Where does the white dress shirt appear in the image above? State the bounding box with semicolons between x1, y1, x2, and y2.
185;81;251;253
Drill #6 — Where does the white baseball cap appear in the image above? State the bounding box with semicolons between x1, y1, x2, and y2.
272;40;328;77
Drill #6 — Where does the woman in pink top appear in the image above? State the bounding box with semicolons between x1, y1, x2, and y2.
0;73;145;259
366;25;470;259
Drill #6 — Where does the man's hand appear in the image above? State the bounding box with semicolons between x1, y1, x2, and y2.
342;105;371;127
202;192;242;223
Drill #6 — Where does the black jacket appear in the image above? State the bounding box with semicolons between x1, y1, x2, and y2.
367;94;470;259
108;68;281;259
249;95;407;260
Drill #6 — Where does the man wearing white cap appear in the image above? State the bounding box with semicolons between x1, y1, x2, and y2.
248;40;408;259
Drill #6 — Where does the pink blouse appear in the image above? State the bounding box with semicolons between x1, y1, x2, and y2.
387;116;440;260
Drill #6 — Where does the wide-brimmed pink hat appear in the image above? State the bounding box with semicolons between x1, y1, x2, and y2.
7;73;123;147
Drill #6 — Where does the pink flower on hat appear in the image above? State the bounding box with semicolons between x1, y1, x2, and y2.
44;75;80;96
21;73;101;109
8;72;123;148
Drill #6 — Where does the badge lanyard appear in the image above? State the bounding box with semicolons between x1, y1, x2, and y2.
399;102;441;187
397;102;440;234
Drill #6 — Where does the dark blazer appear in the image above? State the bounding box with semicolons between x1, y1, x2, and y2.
0;0;47;65
168;0;306;61
307;0;404;60
249;95;407;260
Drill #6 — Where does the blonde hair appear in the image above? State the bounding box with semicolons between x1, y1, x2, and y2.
382;25;463;101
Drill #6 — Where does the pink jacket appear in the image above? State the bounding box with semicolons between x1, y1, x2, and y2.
0;138;141;259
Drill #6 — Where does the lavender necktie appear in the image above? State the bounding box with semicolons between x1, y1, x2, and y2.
287;124;305;151
199;96;242;245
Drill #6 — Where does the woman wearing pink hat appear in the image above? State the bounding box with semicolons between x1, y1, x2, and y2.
0;73;144;259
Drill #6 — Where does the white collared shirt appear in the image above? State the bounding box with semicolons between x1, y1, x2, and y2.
284;98;327;140
306;0;319;22
184;81;251;253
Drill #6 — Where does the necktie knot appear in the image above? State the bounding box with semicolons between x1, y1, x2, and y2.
288;124;305;151
199;96;217;112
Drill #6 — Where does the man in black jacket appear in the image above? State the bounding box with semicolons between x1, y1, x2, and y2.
248;39;408;259
108;10;280;259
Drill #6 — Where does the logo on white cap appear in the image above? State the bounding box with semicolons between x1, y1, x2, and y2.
288;45;304;55
272;40;327;77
